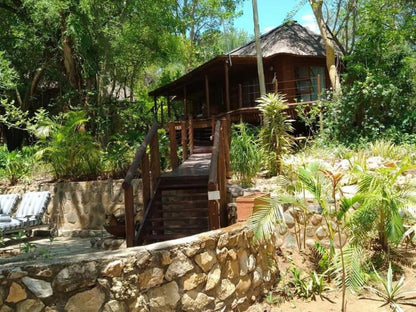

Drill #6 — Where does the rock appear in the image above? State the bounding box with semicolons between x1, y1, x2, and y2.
129;294;149;312
252;268;262;287
216;247;228;263
335;233;348;248
181;290;215;312
64;287;105;312
216;279;235;301
306;226;316;238
16;299;45;312
139;267;164;289
283;234;296;249
136;251;152;268
160;251;171;265
35;269;53;278
225;259;239;279
53;262;97;292
6;282;26;303
227;249;237;260
103;300;127;312
283;213;295;228
165;252;194;281
184;244;200;258
247;254;256;273
238;250;249;276
205;263;221;291
194;250;217;273
102;260;123;277
306;238;316;248
183;273;206;291
217;233;229;249
22;277;53;298
310;214;323;226
0;305;13;312
316;226;328;240
7;268;28;279
148;281;180;312
235;275;251;295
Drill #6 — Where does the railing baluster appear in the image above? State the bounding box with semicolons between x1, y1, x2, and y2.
124;185;134;247
168;122;179;169
181;120;187;161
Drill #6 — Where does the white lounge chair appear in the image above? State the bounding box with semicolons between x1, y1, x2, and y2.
0;193;20;215
0;191;51;236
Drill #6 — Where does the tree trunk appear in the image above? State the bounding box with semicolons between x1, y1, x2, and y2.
309;0;341;94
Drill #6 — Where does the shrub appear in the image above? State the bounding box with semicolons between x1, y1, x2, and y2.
230;123;262;187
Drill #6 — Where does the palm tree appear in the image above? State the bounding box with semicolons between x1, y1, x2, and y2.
350;162;416;252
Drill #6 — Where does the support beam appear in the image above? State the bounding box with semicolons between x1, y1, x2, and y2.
183;86;187;117
153;97;158;122
205;75;210;116
224;61;230;111
167;96;171;118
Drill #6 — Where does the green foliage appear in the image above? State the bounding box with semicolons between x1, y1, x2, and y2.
324;0;416;143
290;265;330;301
0;145;36;185
230;123;262;187
35;110;102;179
350;162;415;251
257;93;294;175
363;262;416;311
102;134;136;178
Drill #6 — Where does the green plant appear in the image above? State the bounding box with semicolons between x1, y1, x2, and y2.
257;93;294;175
230;123;262;187
103;134;135;178
369;140;396;159
34;110;102;179
290;265;331;301
21;241;37;254
362;262;416;311
350;161;416;252
0;145;35;185
295;102;321;137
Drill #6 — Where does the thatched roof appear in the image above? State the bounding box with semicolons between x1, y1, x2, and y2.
230;21;326;57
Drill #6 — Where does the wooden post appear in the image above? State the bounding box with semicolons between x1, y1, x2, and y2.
208;183;220;230
238;84;243;123
141;152;151;211
160;100;164;126
224;61;230;112
167;96;171;118
184;86;187;117
150;132;160;193
168;122;179;169
188;115;194;155
274;76;278;94
153;97;158;122
205;75;210;116
124;185;134;247
181;120;187;161
221;118;231;178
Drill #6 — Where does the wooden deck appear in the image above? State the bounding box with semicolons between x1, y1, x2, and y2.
163;153;211;178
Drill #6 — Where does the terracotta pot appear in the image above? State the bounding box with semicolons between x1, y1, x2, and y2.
103;224;126;238
236;192;269;221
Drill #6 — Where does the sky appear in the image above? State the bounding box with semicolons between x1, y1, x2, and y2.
233;0;319;35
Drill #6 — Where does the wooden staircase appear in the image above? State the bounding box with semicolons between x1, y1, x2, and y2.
123;118;230;247
137;176;209;245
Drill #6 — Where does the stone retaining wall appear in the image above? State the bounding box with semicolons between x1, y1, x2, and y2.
0;223;279;312
1;179;143;235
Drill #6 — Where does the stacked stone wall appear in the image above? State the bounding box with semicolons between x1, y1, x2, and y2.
1;179;143;235
0;222;279;311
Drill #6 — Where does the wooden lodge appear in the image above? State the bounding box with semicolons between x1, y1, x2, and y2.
149;21;330;123
123;21;332;247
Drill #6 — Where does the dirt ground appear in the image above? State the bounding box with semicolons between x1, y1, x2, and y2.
247;246;416;312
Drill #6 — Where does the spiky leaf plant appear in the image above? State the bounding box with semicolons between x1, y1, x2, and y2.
257;93;294;175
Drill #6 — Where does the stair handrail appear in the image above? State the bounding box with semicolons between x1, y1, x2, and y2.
123;122;160;247
207;118;229;229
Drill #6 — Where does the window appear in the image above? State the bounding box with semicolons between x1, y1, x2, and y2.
295;66;326;102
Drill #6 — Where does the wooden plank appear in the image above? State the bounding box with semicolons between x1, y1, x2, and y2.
181;120;187;161
168;122;179;169
208;182;220;229
224;61;230;112
188;115;194;155
124;186;135;247
150;132;161;192
205;75;210;116
141;151;151;210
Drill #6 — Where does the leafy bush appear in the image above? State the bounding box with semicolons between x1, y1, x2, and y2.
257;93;294;175
35;110;102;180
0;145;36;185
230;123;262;187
